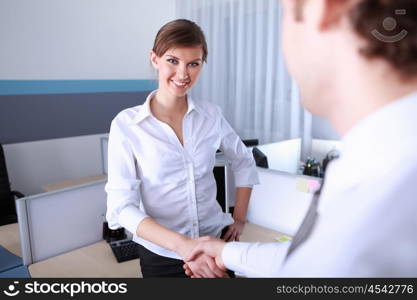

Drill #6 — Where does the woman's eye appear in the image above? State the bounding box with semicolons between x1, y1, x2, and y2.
167;58;178;64
189;62;200;67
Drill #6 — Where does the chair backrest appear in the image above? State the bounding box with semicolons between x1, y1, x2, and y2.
0;144;15;217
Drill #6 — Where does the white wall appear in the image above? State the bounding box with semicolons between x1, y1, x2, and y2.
1;1;176;195
0;0;176;79
4;134;108;195
312;116;340;140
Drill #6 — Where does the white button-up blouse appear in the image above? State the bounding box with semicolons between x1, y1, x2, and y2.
105;90;259;259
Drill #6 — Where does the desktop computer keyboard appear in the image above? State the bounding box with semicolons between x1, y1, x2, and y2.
109;239;140;263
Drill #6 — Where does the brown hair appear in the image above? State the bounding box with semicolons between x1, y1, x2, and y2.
152;19;208;63
349;0;417;77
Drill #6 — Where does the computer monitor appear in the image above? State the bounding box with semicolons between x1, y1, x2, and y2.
213;165;227;212
213;154;233;213
242;139;259;147
252;147;269;168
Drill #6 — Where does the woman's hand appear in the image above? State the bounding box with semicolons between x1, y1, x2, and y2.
222;220;245;241
183;236;228;278
175;237;199;260
184;253;228;278
175;237;227;278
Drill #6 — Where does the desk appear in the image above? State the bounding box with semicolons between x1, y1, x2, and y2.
0;223;21;257
28;222;286;278
29;240;139;278
42;175;107;192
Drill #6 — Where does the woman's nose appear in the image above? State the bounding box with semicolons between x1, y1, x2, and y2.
177;66;190;80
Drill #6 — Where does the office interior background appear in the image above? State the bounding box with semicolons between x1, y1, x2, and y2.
0;0;339;197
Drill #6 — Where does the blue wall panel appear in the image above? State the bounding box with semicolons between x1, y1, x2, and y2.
0;80;156;144
0;80;157;95
0;91;149;144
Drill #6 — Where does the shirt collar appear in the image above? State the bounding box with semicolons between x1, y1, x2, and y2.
186;94;211;119
340;90;417;158
326;90;417;190
319;90;417;211
131;90;210;124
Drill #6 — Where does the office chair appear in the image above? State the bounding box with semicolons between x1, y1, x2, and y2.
252;147;269;168
214;139;260;214
0;144;24;226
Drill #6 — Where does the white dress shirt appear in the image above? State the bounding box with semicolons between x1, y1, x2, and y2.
105;90;259;259
223;91;417;277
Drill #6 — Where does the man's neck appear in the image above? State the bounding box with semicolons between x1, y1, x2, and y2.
326;64;417;137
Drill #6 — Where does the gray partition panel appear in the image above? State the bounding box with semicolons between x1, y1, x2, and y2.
0;91;148;144
101;137;109;175
15;180;107;265
247;168;321;236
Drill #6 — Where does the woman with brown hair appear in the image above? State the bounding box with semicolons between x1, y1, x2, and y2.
105;19;259;278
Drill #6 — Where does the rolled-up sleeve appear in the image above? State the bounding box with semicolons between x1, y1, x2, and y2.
105;118;149;234
218;110;259;187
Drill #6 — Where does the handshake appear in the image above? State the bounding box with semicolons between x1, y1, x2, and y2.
181;236;228;278
178;222;244;278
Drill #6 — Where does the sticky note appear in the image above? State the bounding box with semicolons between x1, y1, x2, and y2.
307;180;321;193
296;178;309;193
296;178;321;193
276;235;292;242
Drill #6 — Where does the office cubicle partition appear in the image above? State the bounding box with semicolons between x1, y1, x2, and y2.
100;137;109;175
247;168;321;236
15;180;107;265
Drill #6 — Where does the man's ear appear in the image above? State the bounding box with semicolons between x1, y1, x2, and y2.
294;0;306;21
282;0;306;22
319;0;354;31
150;50;159;69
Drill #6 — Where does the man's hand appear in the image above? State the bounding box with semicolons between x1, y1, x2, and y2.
222;220;245;241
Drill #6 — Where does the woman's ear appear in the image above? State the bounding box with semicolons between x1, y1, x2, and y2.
150;50;159;70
